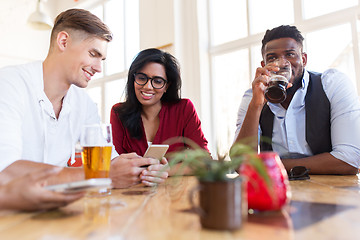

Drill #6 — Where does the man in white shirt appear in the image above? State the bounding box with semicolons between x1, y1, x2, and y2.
0;9;168;188
234;25;360;174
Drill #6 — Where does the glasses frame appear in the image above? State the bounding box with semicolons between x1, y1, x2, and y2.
288;166;310;181
134;73;167;89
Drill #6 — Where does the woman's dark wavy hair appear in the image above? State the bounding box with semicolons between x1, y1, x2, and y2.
115;48;182;139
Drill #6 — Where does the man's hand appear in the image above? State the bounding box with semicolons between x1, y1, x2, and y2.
0;167;84;211
140;157;169;187
252;64;293;107
109;153;161;188
252;66;271;106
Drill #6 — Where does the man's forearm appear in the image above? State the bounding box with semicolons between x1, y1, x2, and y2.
0;160;84;185
234;101;263;150
0;187;10;209
281;152;358;175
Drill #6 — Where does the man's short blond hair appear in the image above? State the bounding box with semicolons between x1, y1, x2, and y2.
50;8;112;47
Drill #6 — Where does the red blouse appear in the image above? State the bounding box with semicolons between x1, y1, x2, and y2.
110;99;209;157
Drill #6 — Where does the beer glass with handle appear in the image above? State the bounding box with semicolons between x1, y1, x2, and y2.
80;124;113;195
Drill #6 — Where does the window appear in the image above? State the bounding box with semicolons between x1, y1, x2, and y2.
104;79;126;122
209;0;247;46
248;0;294;35
303;0;357;19
211;50;250;155
305;24;356;86
250;44;262;80
84;0;139;123
105;0;125;74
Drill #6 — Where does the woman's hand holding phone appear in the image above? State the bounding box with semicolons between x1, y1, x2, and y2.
140;157;170;187
139;144;170;186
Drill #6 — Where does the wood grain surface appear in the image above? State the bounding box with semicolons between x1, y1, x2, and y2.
0;175;359;240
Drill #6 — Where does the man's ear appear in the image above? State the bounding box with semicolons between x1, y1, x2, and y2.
56;31;70;52
302;52;308;67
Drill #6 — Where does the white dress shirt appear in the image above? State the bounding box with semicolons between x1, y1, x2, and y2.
235;69;360;168
0;61;118;171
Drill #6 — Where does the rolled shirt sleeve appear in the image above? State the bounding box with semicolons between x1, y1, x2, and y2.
323;69;360;168
234;89;261;143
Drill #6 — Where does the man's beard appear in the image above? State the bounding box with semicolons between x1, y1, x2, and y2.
286;70;304;96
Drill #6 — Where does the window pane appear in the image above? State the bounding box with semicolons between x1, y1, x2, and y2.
104;79;127;122
86;86;102;119
105;0;125;74
251;44;262;80
125;0;140;68
211;50;250;155
209;0;247;46
305;24;356;86
90;5;104;79
90;5;103;20
93;62;104;80
358;20;360;78
248;0;293;35
303;0;357;19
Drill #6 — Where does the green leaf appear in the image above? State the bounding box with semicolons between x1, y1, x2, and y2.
168;138;274;193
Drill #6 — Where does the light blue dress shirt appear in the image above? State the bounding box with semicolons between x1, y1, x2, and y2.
235;69;360;168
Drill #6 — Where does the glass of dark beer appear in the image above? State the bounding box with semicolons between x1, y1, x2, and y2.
264;59;292;103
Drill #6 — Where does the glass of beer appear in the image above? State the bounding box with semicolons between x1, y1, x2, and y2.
80;124;113;196
264;59;292;103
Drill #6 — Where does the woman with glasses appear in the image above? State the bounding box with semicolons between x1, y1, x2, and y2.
110;48;209;180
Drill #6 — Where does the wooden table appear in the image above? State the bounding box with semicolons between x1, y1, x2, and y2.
0;175;359;239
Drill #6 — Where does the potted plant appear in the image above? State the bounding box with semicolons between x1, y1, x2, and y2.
168;142;267;230
168;141;290;230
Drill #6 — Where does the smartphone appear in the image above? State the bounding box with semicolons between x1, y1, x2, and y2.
142;144;169;167
45;178;112;193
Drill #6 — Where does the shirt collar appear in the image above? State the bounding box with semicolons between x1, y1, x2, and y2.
302;69;309;90
267;68;309;116
37;61;72;119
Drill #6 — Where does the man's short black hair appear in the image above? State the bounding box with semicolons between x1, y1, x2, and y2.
261;25;304;54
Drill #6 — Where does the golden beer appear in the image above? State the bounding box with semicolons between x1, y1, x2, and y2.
82;146;112;179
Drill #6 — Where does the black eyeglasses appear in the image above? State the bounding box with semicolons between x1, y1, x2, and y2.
288;166;310;181
134;73;167;89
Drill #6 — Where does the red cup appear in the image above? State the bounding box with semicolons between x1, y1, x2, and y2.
239;152;290;211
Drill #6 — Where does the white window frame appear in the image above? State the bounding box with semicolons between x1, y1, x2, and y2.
77;0;139;123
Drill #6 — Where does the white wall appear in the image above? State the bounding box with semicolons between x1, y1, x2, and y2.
139;0;174;50
0;0;104;69
0;0;51;68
